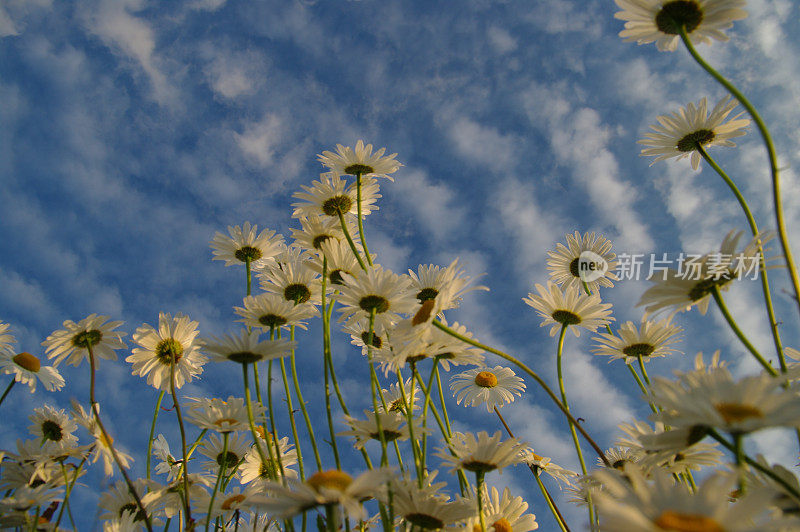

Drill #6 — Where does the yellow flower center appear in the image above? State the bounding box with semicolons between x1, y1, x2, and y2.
213;418;240;428
306;470;353;493
653;510;724;532
713;402;763;425
254;426;274;444
412;299;436;326
221;494;246;510
13;352;41;372
474;371;498;388
472;518;512;532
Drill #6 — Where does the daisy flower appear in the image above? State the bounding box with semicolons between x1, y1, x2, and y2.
519;448;579;488
336;265;417;332
290;214;347;253
234;293;318;331
98;478;161;524
592;318;683;364
210;222;285;268
449;366;526;412
639;96;750;169
292;173;381;220
239;436;298;488
198;432;250;475
388;477;476;530
614;0;748;52
339;410;429;450
42;314;127;367
201;329;296;365
317;140;402;180
186;396;265;433
523;281;614;337
618;421;723;475
379;377;420;414
258;257;322;306
198;486;259;525
0;321;15;350
0;484;61;514
0;347;65;393
152;434;182;482
28;404;79;454
72;399;134;477
437;431;526;475
127;313;206;391
407;258;488;310
465;486;539;532
546;231;619;293
142;474;211;520
311;238;368;286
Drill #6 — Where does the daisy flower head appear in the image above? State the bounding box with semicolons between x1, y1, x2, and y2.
127;313;206;391
339;410;429;450
317;140;402;180
186;396;264;433
0;321;15;350
258;257;322;307
0;347;65;393
523;281;614;337
234;293;318;331
199;432;250;475
290;214;348;253
28;404;78;454
197;486;259;525
210;221;285;268
42;314;127;367
407;258;488;311
312;237;368;288
639;96;750;169
519;448;579;488
547;231;619;293
614;0;748;52
292;172;381;220
592;318;683;364
618;421;723;475
437;431;526;475
98;478;161;525
380;377;420;414
239;435;298;488
388;476;476;530
336;265;417;332
466;486;539;532
152;434;182;482
449;365;526;412
201;329;296;365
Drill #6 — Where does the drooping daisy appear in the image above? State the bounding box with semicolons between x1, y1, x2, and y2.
339;410;429;450
547;231;619;293
437;431;525;475
290;214;347;253
209;222;285;268
336;265;417;332
312;238;368;287
407;258;488;310
592;318;683;364
186;396;265;433
239;436;298;487
234;293;318;332
317;140;402;180
151;434;182;482
639;96;750;169
614;0;748;52
198;432;250;475
98;478;161;525
292;173;381;220
127;313;206;391
379;377;420;414
258;257;322;306
71;399;134;477
0;484;61;515
523;281;614;337
465;486;539;532
650;361;800;435
142;473;211;520
2;439;72;489
599;446;645;473
42;314;127;367
519;448;579;488
449;366;526;412
201;329;296;365
28;404;79;454
617;420;723;475
388;476;476;530
0;347;65;393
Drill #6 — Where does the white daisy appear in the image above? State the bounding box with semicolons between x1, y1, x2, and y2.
210;221;285;268
198;432;250;475
614;0;748;52
0;484;61;514
519;448;579;488
407;258;488;309
336;265;417;332
198;486;259;525
546;231;619;293
127;313;206;391
290;214;347;253
234;293;318;332
465;486;539;532
379;377;420;414
523;281;614;337
339;410;429;450
258;257;322;306
437;431;526;475
42;314;127;367
141;473;211;520
0;348;64;393
71;399;134;477
151;434;182;482
239;436;298;488
449;366;526;412
201;329;296;365
639;96;750;169
28;405;79;454
185;396;265;433
312;237;368;287
292;172;381;220
388;477;476;530
617;420;723;475
317;140;402;180
98;478;161;524
0;321;14;350
592;318;683;364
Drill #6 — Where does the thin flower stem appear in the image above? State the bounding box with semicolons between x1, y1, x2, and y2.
395;368;424;483
697;145;787;371
147;390;166;482
679;27;800;321
626;362;659;415
55;458;86;530
555;324;594;527
419;359;440;470
86;344;154;532
267;359;288;481
636;354;651;386
733;433;746;495
355;173;373;267
205;433;229;532
710;286;777;376
336;210;366;271
252;360;269;437
434;365;455;438
279;356;306;479
365;310;390;467
430;320;611;466
0;378;14;407
475;472;487;532
320;265;343;469
245;257;252;297
288;324;323;471
167;348;193;529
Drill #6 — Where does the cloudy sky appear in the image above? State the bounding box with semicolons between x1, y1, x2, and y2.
2;0;800;528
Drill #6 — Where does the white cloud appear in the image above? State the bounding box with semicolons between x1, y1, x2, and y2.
487;26;517;54
389;168;466;243
446;117;518;171
234;114;283;168
202;46;267;100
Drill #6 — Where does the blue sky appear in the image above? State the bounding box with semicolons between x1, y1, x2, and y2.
2;0;800;528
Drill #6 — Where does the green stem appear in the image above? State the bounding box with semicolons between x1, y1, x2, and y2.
267;359;287;481
321;259;342;470
205;433;229;532
365;310;389;467
242;363;276;481
336;210;367;271
54;458;86;530
355;173;373;267
396;369;423;482
147;390;166;482
245;257;252;297
289;325;323;471
475;473;487;532
534;472;570;532
432;320;610;466
0;378;14;407
710;286;777;375
279;356;306;479
168;347;193;528
679;26;800;322
733;433;746;495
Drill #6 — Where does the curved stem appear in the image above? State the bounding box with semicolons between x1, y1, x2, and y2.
54;458;86;530
355;173;373;267
475;472;487;532
679;26;800;321
242;363;277;481
697;144;786;371
279;356;306;478
267;359;287;481
168;348;192;527
365;310;389;467
146;390;166;482
710;286;777;375
432;320;610;466
288;325;323;471
321;259;342;470
205;433;229;532
0;378;14;408
336;210;366;271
